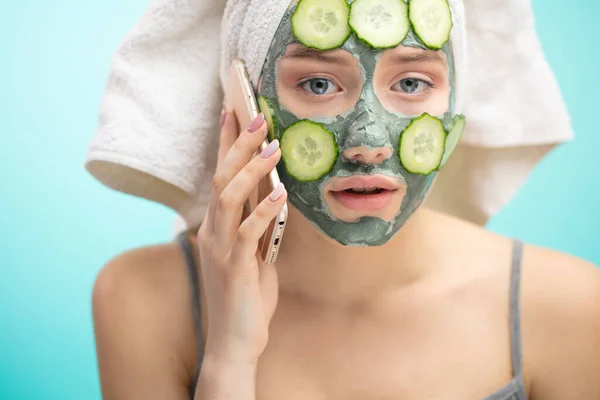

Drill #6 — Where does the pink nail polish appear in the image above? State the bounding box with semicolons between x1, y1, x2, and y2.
220;106;227;127
261;139;279;159
269;183;285;201
247;113;265;133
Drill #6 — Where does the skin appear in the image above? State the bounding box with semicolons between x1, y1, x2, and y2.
92;6;600;400
92;113;600;400
93;204;600;399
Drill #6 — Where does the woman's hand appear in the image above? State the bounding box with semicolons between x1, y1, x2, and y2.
197;108;286;366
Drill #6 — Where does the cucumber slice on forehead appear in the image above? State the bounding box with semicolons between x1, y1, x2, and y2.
280;120;339;182
291;0;351;50
398;113;446;175
349;0;409;49
440;114;465;167
408;0;453;50
257;96;279;141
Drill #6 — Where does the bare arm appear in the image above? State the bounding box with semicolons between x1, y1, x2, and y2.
92;243;267;400
192;109;286;399
92;246;196;400
523;248;600;400
93;110;284;400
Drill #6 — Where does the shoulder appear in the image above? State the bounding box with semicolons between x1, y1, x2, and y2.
93;240;194;330
521;244;600;333
93;240;191;305
447;212;600;398
92;239;200;395
522;244;600;307
520;244;600;399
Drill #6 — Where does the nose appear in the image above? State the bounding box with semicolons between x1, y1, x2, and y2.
342;146;392;165
342;94;393;164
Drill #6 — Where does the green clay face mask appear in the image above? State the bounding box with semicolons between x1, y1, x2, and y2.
259;1;459;246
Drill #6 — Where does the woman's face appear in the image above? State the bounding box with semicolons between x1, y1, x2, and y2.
259;4;457;246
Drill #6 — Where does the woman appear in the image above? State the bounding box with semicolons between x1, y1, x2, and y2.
90;0;600;399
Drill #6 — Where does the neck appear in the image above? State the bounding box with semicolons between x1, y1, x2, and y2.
276;206;436;307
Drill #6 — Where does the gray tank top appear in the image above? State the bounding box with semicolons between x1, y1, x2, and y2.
177;236;528;400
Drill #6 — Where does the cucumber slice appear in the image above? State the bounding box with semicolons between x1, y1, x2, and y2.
440;114;465;167
399;113;446;175
257;96;279;141
291;0;351;50
408;0;453;50
349;0;409;49
280;120;339;182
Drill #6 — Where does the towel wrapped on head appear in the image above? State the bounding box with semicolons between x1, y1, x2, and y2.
86;0;573;230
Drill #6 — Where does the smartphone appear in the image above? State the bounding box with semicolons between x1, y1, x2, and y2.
224;58;288;264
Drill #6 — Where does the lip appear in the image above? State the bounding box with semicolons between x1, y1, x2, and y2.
324;175;405;213
325;175;402;192
329;189;395;212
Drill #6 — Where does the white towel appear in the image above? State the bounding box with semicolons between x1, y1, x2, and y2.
86;0;573;232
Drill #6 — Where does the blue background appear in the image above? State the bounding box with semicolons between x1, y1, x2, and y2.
0;0;598;398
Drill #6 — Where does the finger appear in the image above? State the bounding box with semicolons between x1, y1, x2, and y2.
207;108;237;236
207;113;268;233
214;140;281;249
229;182;287;268
220;112;268;176
217;107;237;168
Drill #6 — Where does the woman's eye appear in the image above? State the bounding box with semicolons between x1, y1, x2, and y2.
391;78;432;94
300;78;339;95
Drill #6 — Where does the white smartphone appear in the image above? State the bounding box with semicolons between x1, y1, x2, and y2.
224;58;288;264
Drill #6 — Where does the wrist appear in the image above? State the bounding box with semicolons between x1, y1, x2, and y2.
203;346;261;371
197;352;258;398
205;334;265;367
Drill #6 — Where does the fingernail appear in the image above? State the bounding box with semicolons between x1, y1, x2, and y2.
269;182;285;201
247;113;264;133
220;106;227;127
260;139;279;159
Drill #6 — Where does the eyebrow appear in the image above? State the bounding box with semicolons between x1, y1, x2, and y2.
283;47;349;65
388;51;446;65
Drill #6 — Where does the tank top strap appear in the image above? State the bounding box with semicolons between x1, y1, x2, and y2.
509;239;524;378
175;233;204;398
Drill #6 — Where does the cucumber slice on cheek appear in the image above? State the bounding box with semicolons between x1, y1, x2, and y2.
440;114;465;167
280;120;339;182
291;0;351;50
349;0;410;49
398;113;446;175
408;0;453;50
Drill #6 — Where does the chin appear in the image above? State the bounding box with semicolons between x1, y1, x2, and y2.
319;215;408;247
292;198;408;247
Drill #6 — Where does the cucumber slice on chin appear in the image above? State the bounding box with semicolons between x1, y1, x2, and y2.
398;113;446;175
280;120;339;182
